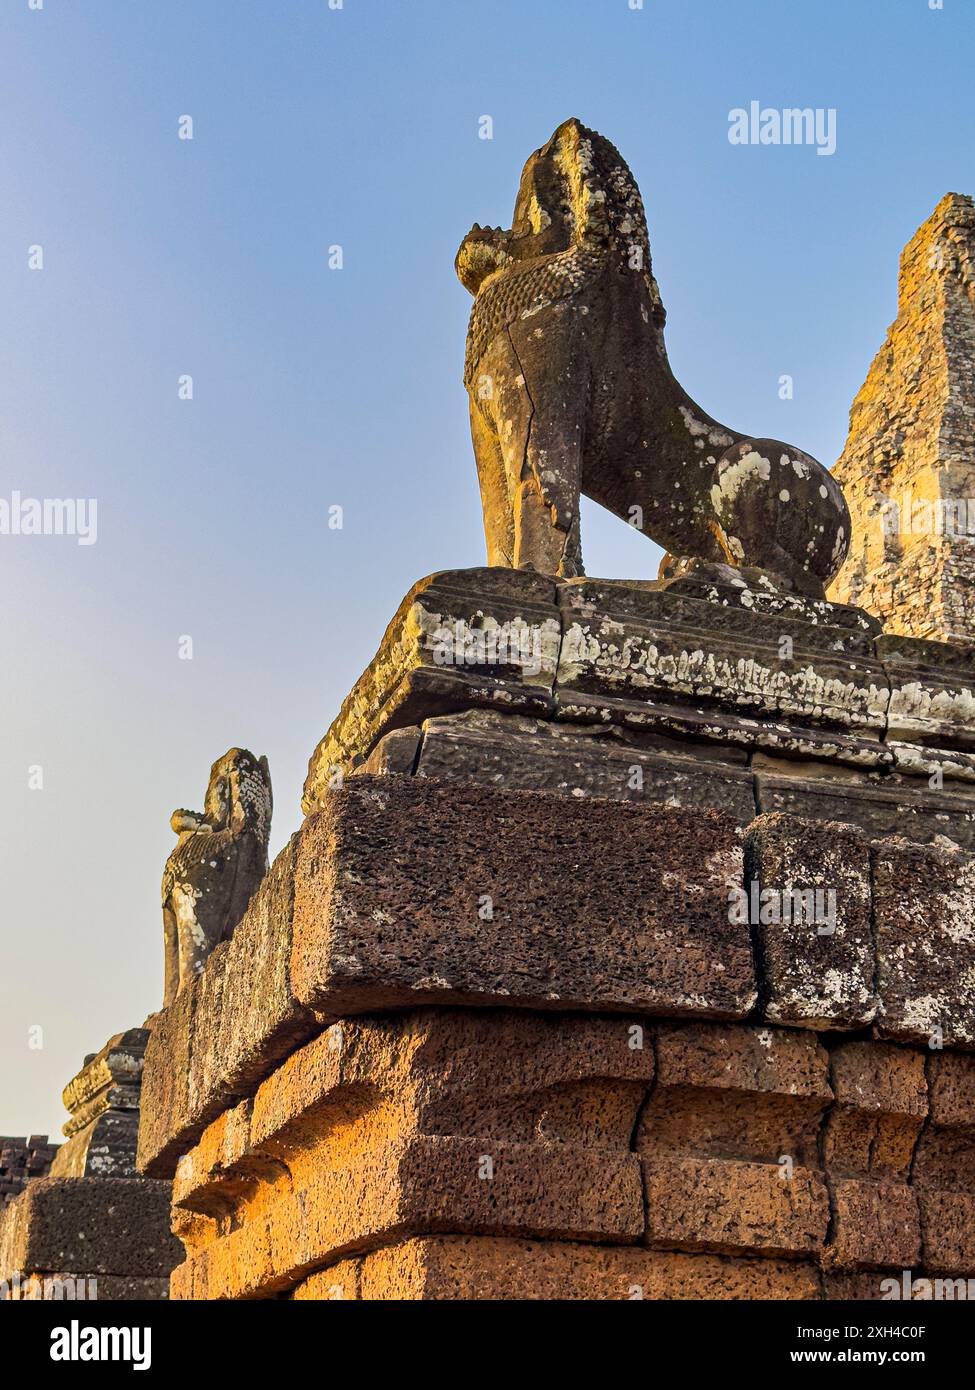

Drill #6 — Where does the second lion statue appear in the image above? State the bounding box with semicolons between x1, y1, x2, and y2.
161;747;272;1006
456;118;850;596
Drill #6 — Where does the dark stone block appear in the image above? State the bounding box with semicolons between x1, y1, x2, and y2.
292;776;755;1021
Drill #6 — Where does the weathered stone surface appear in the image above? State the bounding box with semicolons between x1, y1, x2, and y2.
0;1177;179;1280
458;118;849;593
915;1192;975;1276
872;838;975;1048
822;1272;907;1301
755;753;975;851
300;568;975;859
292;1260;361;1301
50;1113;141;1182
638;1024;831;1260
926;1050;975;1127
823;1042;927;1180
653;1020;830;1095
142;768;975;1182
138;837;317;1179
657;568;881;634
359;726;421;776
60;1030;147;1136
291;775;753;1020
294;1236;822;1301
0;1136;58;1207
412;709;756;821
641;1022;831;1167
163;1007;975;1298
824;1178;921;1272
556;579;889;738
170;1012;652;1209
162;747;272;1007
49;1029;148;1180
642;1156;830;1258
136;991;195;1180
889;738;975;785
744;814;877;1029
882;634;975;748
169;1011;651;1299
3;1273;170;1301
830;193;975;643
913;1052;975;1274
302;568;561;810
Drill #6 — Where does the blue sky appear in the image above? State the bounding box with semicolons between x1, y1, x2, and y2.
1;0;972;1136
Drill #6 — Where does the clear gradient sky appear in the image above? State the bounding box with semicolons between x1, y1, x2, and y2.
2;0;973;1136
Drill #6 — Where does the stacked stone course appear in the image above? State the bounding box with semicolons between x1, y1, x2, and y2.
0;1030;180;1299
136;571;975;1299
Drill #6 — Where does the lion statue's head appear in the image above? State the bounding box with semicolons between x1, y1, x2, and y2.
456;117;664;323
170;747;272;843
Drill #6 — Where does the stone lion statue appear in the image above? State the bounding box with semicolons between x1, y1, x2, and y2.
161;748;272;1006
456;117;850;595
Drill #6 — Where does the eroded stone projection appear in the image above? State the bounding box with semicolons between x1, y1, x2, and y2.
456;117;849;593
829;194;975;642
162;748;272;1006
140;776;975;1301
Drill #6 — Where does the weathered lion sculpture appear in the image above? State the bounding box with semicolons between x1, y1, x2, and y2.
456;118;850;595
161;747;272;1006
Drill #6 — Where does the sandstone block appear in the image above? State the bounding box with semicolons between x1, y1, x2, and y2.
642;1156;829;1258
872;838;975;1048
823;1042;927;1180
59;1030;147;1136
744;813;876;1029
413;708;756;822
359;726;422;776
332;1235;822;1301
882;635;975;747
302;568;561;809
556;579;888;737
291;775;753;1021
641;1023;831;1168
824;1178;921;1271
754;755;975;852
0;1177;180;1280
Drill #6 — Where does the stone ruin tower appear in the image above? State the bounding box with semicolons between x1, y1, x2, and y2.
6;123;975;1302
830;193;975;642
